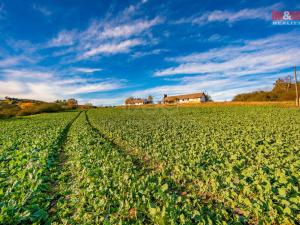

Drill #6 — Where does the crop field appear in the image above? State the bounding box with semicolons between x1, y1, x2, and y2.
0;106;299;224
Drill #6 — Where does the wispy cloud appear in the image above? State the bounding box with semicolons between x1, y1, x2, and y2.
0;57;22;68
48;30;76;47
74;67;102;73
6;39;38;54
0;55;37;68
111;0;150;22
132;48;168;58
80;39;143;59
65;82;122;95
174;3;282;25
47;6;162;61
0;39;42;68
2;69;53;79
100;17;161;39
155;31;300;77
32;4;52;16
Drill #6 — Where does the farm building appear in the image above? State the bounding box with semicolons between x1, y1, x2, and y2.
163;92;207;104
125;98;147;106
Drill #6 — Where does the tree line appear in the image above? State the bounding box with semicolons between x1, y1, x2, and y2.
233;77;300;102
0;97;86;118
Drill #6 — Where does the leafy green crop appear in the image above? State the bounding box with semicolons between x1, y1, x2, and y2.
1;106;299;224
0;112;78;224
87;107;300;224
51;112;198;224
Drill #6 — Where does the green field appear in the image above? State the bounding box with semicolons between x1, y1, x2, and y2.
0;107;299;224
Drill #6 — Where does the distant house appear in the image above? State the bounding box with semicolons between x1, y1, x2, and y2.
125;98;147;106
163;92;207;104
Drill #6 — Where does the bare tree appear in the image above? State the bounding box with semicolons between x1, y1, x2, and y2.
147;95;153;104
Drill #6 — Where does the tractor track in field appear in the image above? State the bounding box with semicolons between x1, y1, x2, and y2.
47;111;82;217
84;111;189;195
45;110;240;223
84;111;242;221
45;110;240;224
85;111;159;173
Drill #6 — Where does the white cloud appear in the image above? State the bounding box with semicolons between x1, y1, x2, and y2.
6;39;38;53
175;3;282;25
48;30;76;47
100;17;161;39
0;55;39;68
0;80;60;101
0;69;125;102
2;69;53;79
74;67;102;73
47;7;162;61
207;34;222;42
0;80;25;96
65;82;122;95
115;0;150;22
80;39;142;59
155;31;300;77
0;57;21;67
207;8;269;23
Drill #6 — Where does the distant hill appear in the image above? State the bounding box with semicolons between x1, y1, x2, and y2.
233;77;300;102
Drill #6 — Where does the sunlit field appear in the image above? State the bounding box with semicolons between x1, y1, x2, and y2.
1;106;299;224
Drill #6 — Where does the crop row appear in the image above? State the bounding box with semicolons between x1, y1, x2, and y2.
87;107;300;224
1;106;299;224
52;112;236;224
0;112;79;224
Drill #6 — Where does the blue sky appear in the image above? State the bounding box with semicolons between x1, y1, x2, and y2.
0;0;300;105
